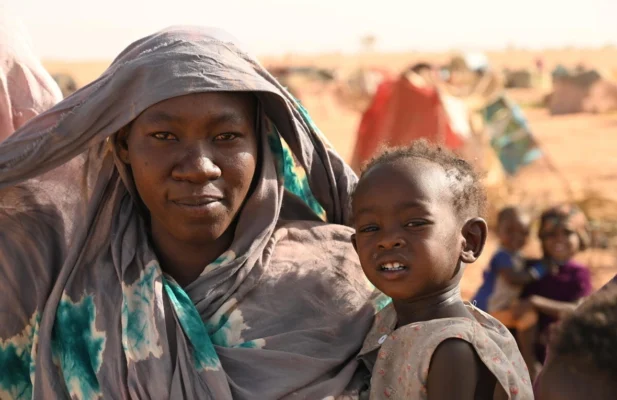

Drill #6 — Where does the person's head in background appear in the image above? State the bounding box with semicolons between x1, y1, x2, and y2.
406;62;437;87
537;286;617;400
496;206;530;254
539;205;590;265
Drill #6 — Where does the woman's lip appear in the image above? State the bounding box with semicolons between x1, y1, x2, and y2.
171;196;223;206
171;198;224;217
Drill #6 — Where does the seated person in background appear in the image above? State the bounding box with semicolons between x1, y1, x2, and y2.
521;204;593;364
473;206;546;378
536;286;617;400
353;141;532;399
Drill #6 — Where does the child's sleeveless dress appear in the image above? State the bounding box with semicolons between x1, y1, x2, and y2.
358;302;533;399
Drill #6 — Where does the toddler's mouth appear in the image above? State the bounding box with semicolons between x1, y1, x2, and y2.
379;262;407;272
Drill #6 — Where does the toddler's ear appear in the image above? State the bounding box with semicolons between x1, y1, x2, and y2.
460;218;488;264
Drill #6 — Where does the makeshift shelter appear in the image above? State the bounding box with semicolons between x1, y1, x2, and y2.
269;66;336;100
547;69;617;115
349;71;467;171
504;69;533;88
336;67;390;112
583;80;617;114
482;95;542;175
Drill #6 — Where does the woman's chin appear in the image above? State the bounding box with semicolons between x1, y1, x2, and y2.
171;222;233;246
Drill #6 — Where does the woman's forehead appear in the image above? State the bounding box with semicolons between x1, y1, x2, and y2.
135;92;256;124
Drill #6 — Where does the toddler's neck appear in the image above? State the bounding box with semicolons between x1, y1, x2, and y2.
393;285;472;328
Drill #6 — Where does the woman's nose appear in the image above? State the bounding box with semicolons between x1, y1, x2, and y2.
172;144;222;183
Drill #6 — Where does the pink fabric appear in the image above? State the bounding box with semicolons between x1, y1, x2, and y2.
0;13;62;143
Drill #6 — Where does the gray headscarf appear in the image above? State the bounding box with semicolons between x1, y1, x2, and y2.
0;26;376;399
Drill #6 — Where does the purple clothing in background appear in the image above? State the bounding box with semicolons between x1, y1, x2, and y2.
521;260;592;363
521;260;592;333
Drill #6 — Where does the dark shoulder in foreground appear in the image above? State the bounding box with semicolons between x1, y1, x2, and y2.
427;339;507;400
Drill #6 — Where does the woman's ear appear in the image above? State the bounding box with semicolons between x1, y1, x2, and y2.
460;217;488;264
116;126;131;164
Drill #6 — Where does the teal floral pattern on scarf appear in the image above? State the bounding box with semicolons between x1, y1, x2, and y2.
206;298;265;349
52;294;106;400
163;277;221;371
121;261;164;362
267;124;327;221
0;313;39;400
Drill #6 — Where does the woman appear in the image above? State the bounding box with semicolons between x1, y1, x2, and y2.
0;27;376;399
0;12;63;143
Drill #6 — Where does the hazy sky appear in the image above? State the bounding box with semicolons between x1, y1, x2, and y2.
6;0;617;60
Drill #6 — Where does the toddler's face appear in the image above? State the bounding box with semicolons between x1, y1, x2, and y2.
351;159;464;300
497;214;530;252
542;226;580;263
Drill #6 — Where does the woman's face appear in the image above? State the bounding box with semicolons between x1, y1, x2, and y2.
118;92;258;247
542;225;580;263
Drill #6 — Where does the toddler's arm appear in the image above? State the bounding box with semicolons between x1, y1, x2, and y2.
426;339;506;399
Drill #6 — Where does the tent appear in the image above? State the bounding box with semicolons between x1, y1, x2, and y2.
482;95;542;175
349;72;467;172
504;69;533;89
548;69;617;115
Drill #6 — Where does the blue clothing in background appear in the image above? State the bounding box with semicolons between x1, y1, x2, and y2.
473;249;516;311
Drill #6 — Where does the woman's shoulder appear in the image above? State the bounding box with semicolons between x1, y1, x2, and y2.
269;220;371;296
270;220;358;274
273;220;354;244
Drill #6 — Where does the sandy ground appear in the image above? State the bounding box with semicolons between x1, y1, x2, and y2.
43;52;617;298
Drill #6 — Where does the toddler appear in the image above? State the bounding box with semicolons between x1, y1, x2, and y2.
353;140;532;399
474;206;546;377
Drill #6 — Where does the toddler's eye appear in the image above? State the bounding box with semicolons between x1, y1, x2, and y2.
359;225;379;233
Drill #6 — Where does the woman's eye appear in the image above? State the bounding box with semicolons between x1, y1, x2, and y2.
214;132;239;142
151;132;177;141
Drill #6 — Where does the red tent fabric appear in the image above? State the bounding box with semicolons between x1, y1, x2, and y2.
350;75;464;171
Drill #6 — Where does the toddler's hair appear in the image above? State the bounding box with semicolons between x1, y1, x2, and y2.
359;139;486;218
497;206;528;226
550;286;617;383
